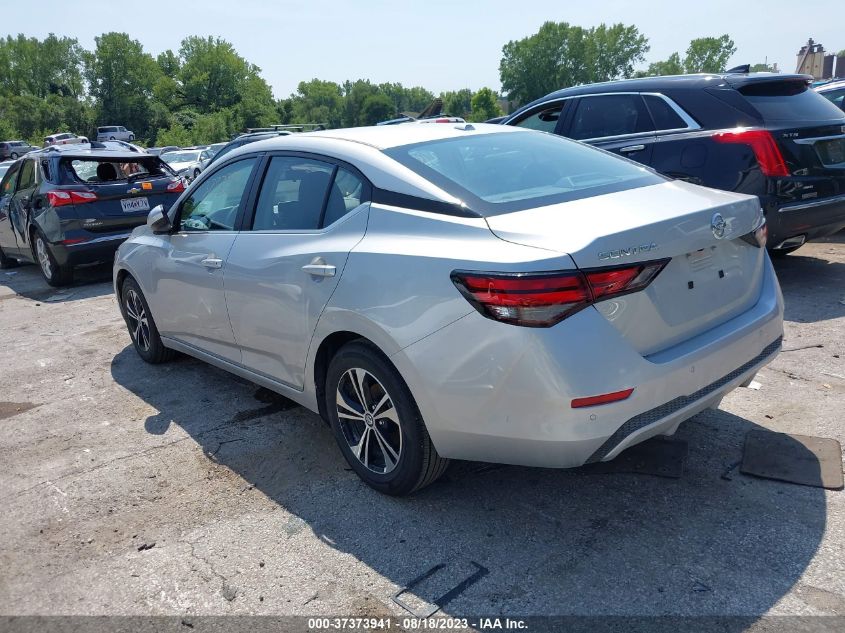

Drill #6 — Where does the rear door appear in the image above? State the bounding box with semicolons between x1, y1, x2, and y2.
150;156;260;362
223;154;370;389
564;93;656;164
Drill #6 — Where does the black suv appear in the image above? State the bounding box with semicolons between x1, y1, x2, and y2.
0;140;36;161
0;144;184;286
503;73;845;254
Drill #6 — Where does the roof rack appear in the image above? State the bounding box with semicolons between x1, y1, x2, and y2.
245;123;326;133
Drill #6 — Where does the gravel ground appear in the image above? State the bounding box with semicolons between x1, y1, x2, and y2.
0;234;843;624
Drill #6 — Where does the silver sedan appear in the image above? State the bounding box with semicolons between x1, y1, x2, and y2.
114;124;783;495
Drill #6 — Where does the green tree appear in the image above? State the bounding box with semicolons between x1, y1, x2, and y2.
646;52;684;76
441;89;472;118
683;35;736;73
178;36;269;113
469;87;503;122
360;93;395;125
289;79;344;128
155;121;193;147
84;32;163;141
499;21;649;103
750;62;776;72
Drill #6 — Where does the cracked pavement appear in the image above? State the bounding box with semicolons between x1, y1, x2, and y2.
0;234;843;620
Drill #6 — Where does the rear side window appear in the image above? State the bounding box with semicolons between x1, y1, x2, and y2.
643;95;689;131
511;104;564;133
252;157;334;231
384;131;664;216
569;94;653;140
18;160;35;190
62;157;170;183
739;81;845;122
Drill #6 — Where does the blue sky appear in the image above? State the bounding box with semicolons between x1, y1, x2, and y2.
5;0;843;97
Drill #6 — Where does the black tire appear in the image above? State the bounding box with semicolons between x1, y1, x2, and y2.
9;152;17;159
0;244;19;269
326;341;449;496
120;276;174;364
109;136;115;140
31;228;73;286
129;135;135;141
193;168;201;178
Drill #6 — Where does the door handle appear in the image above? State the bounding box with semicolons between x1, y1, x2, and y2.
620;144;646;153
302;258;336;277
201;257;223;269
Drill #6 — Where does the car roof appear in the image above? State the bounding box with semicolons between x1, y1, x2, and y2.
32;146;154;160
302;122;525;150
512;72;814;114
817;80;845;92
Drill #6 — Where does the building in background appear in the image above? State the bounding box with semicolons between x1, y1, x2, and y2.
796;39;845;79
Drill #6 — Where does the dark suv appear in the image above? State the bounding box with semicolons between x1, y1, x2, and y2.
0;140;36;160
503;73;845;254
0;144;184;286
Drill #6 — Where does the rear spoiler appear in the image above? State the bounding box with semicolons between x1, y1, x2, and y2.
723;73;813;89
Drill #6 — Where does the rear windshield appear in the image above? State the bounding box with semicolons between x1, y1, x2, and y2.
162;151;201;163
61;157;171;184
739;81;845;122
383;131;664;215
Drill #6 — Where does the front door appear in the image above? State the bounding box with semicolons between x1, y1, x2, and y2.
224;155;370;389
0;161;22;256
151;156;259;363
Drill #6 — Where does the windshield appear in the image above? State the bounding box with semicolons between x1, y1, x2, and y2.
384;131;664;215
162;151;200;163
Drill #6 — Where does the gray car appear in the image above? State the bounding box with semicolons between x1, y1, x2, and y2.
96;126;136;142
113;124;782;495
0;141;36;160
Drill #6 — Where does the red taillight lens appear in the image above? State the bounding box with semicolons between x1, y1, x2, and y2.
167;179;185;193
713;129;789;177
47;190;98;207
571;388;634;408
451;259;669;327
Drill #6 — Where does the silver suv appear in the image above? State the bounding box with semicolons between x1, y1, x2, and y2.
96;126;135;142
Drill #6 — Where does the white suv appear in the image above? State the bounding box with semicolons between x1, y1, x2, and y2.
96;126;135;142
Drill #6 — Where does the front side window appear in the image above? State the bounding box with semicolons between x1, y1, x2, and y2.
385;131;664;216
512;103;564;133
1;162;20;195
179;158;257;231
569;94;653;140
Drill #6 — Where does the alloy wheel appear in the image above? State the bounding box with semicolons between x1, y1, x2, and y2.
124;288;151;352
335;368;403;474
35;237;51;279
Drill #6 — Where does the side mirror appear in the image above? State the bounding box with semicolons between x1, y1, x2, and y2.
147;205;172;234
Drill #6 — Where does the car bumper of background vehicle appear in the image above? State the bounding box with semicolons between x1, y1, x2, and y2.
392;256;784;468
766;193;845;247
50;232;133;267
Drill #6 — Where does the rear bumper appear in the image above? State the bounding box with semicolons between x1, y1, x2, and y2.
766;193;845;247
392;256;784;468
50;232;132;267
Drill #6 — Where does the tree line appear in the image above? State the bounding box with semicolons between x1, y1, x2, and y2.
0;24;741;147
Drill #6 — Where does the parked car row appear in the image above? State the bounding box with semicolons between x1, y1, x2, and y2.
499;72;845;255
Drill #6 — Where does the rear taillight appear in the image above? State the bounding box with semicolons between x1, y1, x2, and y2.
47;190;98;207
451;259;669;327
713;128;789;177
167;179;185;193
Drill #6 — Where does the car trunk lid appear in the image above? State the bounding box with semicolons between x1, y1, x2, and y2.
484;180;767;355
